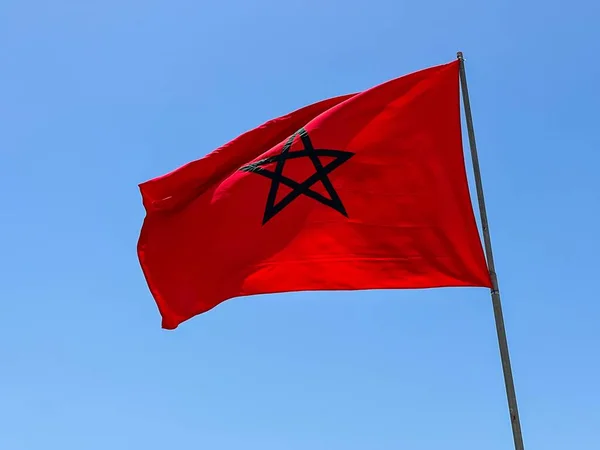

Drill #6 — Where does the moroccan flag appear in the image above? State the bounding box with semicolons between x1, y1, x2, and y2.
138;60;492;329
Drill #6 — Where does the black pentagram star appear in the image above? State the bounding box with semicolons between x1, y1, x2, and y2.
239;128;354;225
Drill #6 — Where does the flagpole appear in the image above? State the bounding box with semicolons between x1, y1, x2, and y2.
456;52;525;450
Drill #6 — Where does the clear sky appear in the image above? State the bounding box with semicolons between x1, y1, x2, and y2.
1;1;598;449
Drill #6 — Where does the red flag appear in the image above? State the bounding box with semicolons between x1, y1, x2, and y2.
138;60;492;329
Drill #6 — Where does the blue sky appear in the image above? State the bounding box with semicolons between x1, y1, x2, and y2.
1;1;599;449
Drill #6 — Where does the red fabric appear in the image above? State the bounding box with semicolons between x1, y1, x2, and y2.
138;60;492;329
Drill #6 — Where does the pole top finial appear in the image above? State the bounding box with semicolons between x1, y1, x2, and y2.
457;51;464;61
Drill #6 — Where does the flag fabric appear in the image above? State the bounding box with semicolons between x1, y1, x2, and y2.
138;60;492;329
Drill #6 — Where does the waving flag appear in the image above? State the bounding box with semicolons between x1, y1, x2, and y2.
137;60;491;329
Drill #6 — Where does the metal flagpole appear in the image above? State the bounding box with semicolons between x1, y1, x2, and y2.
456;51;525;450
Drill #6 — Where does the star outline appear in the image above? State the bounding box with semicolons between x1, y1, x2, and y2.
239;128;354;224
